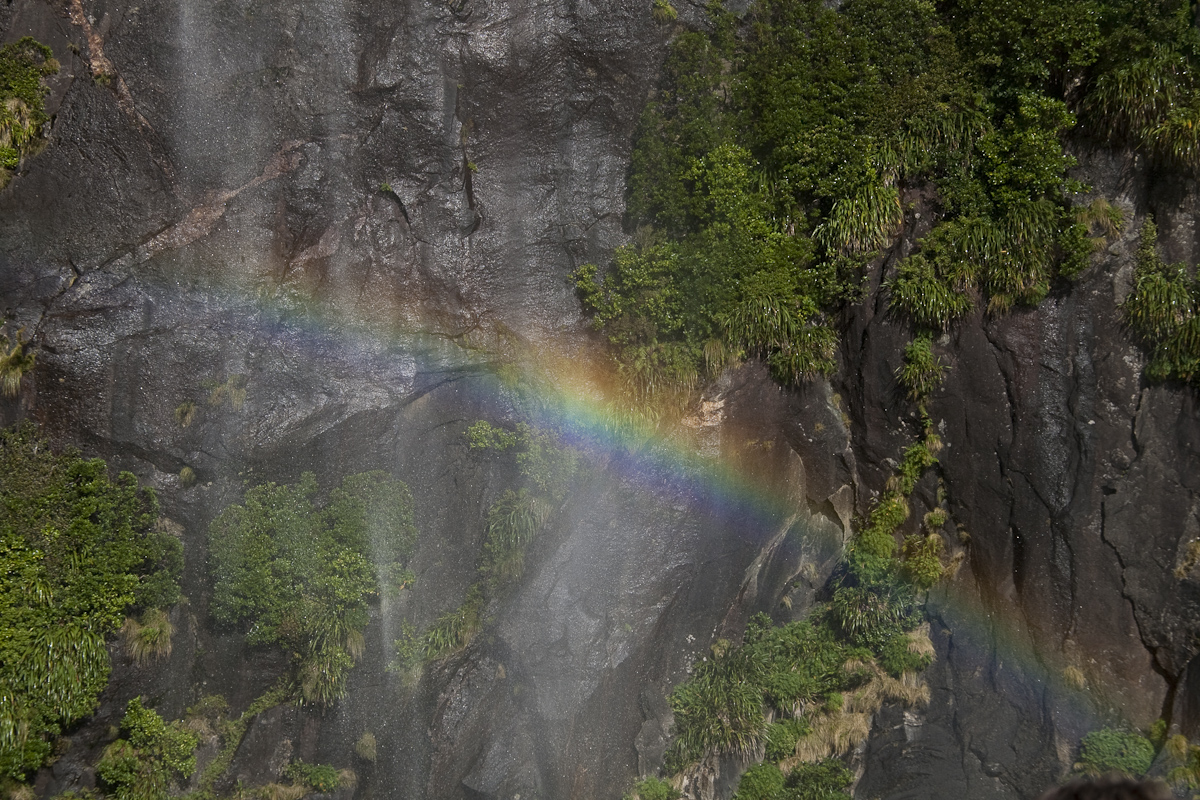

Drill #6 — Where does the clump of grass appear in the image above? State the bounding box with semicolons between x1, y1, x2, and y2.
897;334;945;402
1063;665;1087;690
1175;540;1200;579
206;374;247;410
625;776;679;800
174;401;197;427
1121;219;1200;384
355;731;377;763
120;609;174;665
258;783;308;800
814;180;903;256
0;325;35;398
651;0;677;23
179;466;196;487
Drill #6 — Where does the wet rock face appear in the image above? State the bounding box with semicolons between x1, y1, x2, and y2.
4;1;1200;799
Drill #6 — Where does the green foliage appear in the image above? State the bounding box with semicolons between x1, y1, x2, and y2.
877;628;934;676
0;38;58;173
285;761;343;792
667;616;857;769
355;731;377;763
897;334;945;401
734;763;786;800
208;470;417;705
896;439;938;495
467;420;518;450
96;699;199;800
651;0;678;23
1122;219;1200;383
627;776;680;800
783;759;853;800
205;374;246;411
1077;728;1155;777
764;717;809;762
190;684;288;795
0;424;178;780
0;326;35;398
900;533;945;591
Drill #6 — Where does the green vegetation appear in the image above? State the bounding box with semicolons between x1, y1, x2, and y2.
205;374;247;411
392;422;580;678
96;699;198;800
0;326;35;398
897;334;945;402
652;0;678;23
625;776;680;800
209;470;417;705
285;761;349;793
576;0;1173;405
0;424;180;781
0;37;59;184
187;684;288;797
1167;735;1200;796
1075;728;1156;777
175;401;197;428
355;731;377;763
1122;219;1200;384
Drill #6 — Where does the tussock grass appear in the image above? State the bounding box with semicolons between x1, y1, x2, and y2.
121;609;174;665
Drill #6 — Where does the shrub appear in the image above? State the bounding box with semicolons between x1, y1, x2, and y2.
0;38;58;175
783;758;853;800
877;627;934;677
897;335;945;402
0;424;178;779
1121;219;1200;384
1077;728;1155;777
627;776;680;800
900;533;945;590
96;699;198;800
651;0;677;23
285;761;343;792
734;763;785;800
764;718;809;763
209;471;417;705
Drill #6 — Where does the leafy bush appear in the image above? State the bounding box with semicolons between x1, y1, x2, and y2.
209;470;417;705
0;37;58;176
782;758;853;800
1077;728;1155;777
734;763;785;800
764;718;809;762
96;699;198;800
1122;219;1200;384
627;776;680;800
667;616;857;769
285;760;342;792
0;424;179;779
897;335;945;402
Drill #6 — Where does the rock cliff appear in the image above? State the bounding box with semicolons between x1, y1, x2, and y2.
2;0;1199;798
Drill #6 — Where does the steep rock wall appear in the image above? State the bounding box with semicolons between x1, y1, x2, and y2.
2;0;1200;798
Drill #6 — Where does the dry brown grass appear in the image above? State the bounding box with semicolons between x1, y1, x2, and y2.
121;609;174;665
1063;665;1087;690
258;783;308;800
906;624;936;659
